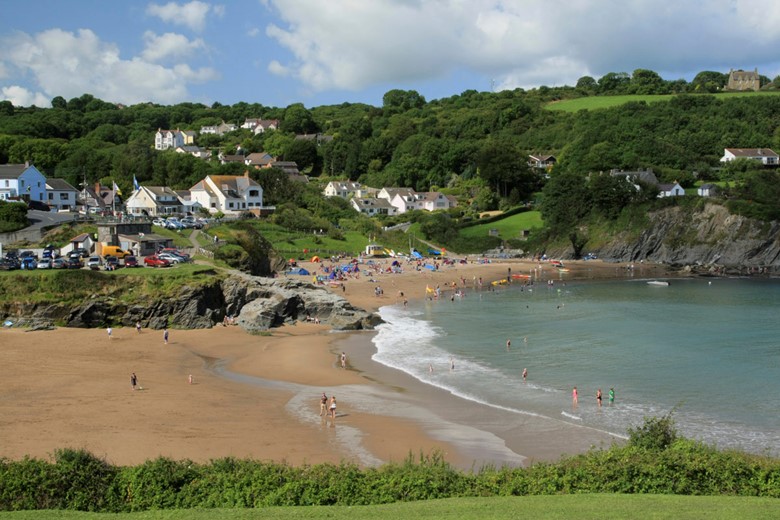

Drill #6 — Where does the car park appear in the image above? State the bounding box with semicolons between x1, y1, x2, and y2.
20;251;37;261
144;255;171;268
36;259;52;269
157;252;184;264
87;256;102;270
66;257;83;269
159;248;191;262
152;218;167;227
165;217;184;230
51;258;67;269
70;247;89;258
124;255;139;268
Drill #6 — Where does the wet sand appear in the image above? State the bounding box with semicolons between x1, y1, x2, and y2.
0;258;669;468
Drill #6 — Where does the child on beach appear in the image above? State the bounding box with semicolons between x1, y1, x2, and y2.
609;388;615;405
329;396;337;419
572;386;578;406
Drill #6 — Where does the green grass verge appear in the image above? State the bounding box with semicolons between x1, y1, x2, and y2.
0;264;223;304
1;495;777;520
460;211;543;240
545;91;780;112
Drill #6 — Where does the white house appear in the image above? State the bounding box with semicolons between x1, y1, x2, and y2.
45;178;79;211
0;163;47;204
175;145;211;160
697;183;718;197
720;148;779;166
377;187;456;214
350;197;397;216
200;121;237;136
124;186;183;217
658;182;685;198
189;173;267;215
528;154;557;169
323;181;362;198
252;119;280;134
155;129;185;150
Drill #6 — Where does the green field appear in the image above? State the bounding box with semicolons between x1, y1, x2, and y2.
1;495;778;520
545;91;780;112
459;211;543;240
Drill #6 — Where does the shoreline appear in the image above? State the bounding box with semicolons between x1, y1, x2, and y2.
0;258;672;469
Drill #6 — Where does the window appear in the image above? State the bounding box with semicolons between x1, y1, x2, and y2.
48;193;54;200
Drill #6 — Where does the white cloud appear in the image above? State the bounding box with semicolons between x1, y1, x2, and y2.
2;28;218;105
262;0;780;93
267;59;289;77
146;1;221;32
141;31;206;62
1;85;50;107
247;27;260;38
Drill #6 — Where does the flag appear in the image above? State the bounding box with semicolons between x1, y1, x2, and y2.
133;175;140;191
112;181;122;196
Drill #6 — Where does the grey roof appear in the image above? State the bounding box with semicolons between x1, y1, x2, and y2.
0;164;28;179
46;178;78;191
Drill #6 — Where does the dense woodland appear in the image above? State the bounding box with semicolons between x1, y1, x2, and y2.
1;69;780;243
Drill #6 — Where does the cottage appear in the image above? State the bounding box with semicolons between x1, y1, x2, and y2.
658;182;685;198
323;181;362;198
155;129;185;150
350;197;397;216
697;184;718;197
720;148;779;166
528;154;557;169
726;68;760;92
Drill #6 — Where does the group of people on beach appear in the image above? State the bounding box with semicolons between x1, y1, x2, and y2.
319;391;337;419
573;386;615;408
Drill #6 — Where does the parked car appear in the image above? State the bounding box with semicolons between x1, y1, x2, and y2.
21;257;37;270
144;255;171;268
165;218;184;230
66;257;83;269
157;252;184;264
52;258;67;269
36;258;52;269
159;248;191;262
70;247;89;258
0;258;18;271
20;250;37;261
104;256;120;270
101;246;130;259
124;255;139;268
152;218;167;227
87;256;102;270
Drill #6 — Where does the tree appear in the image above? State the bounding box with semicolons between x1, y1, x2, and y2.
280;103;317;134
691;71;727;93
540;171;591;234
575;76;598;93
382;89;426;114
597;72;630;94
283;138;318;171
630;69;666;94
51;96;67;110
476;138;537;199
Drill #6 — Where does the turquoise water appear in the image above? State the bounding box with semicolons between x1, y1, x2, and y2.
372;277;780;455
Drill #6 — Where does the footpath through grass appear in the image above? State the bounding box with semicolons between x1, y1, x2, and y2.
1;495;778;520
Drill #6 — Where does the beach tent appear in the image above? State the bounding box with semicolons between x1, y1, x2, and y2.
427;248;441;256
411;250;423;259
423;264;436;270
288;267;310;275
311;256;321;262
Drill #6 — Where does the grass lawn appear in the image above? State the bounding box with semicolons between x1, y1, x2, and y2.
459;211;543;240
2;495;778;520
545;91;780;112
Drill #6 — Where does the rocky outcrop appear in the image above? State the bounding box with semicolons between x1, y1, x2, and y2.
1;274;380;331
551;203;780;270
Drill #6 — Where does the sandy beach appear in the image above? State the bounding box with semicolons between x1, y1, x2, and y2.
0;257;669;469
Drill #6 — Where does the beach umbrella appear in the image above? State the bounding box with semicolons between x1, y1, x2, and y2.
311;256;320;262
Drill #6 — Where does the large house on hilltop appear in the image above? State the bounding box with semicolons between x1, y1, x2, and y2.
189;173;268;215
720;148;779;166
155;129;185;150
726;68;760;92
377;187;457;214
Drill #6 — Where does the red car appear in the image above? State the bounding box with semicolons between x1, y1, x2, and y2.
144;255;171;268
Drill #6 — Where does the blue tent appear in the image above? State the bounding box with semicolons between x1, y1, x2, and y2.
288;267;310;275
427;248;441;256
411;250;423;259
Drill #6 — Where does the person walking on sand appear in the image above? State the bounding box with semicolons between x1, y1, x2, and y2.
572;386;578;406
107;326;113;340
320;392;328;416
597;388;603;408
131;372;137;391
329;395;337;419
609;387;615;406
340;352;346;369
163;328;169;344
188;374;193;385
136;321;141;334
522;367;528;382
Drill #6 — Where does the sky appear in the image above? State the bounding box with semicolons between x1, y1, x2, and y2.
1;0;780;109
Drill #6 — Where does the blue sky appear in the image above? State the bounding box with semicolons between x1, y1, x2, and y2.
2;0;780;109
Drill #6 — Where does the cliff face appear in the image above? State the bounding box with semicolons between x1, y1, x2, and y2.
2;275;381;331
557;204;780;268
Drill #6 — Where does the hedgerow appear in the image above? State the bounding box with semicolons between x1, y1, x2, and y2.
0;418;778;512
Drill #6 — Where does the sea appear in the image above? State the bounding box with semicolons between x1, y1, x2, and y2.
371;276;780;456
